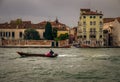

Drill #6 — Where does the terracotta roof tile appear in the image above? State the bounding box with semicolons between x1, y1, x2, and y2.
116;17;120;23
80;9;90;12
82;11;103;15
0;20;69;30
103;18;115;23
81;8;103;15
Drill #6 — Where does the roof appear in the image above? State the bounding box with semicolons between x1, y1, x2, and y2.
81;8;103;15
39;21;65;26
116;17;120;23
82;11;103;15
103;18;115;23
103;17;120;23
38;20;68;30
0;19;69;31
80;9;90;12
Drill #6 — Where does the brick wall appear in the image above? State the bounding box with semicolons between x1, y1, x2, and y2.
1;39;69;47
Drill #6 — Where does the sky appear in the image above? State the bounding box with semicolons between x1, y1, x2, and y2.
0;0;120;27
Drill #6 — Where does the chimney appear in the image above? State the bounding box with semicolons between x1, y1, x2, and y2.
96;10;98;13
100;11;102;14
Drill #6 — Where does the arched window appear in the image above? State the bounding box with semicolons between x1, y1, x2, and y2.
19;32;23;38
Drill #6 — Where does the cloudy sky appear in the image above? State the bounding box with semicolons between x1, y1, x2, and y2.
0;0;120;27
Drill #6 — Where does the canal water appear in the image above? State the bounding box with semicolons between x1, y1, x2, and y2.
0;48;120;82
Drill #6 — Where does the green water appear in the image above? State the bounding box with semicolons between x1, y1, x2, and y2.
0;48;120;82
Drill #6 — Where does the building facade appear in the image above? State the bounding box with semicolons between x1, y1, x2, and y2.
103;17;120;47
69;27;77;43
39;18;69;37
77;9;103;47
0;20;45;40
0;18;69;40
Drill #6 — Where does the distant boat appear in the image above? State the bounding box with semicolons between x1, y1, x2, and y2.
17;52;58;58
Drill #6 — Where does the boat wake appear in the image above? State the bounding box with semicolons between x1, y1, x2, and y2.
59;54;77;57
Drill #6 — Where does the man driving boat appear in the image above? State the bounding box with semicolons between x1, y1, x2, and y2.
45;49;54;57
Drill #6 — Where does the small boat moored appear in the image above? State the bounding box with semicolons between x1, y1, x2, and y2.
17;52;58;58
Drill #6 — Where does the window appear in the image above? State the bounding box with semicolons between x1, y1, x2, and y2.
90;16;92;18
84;35;86;38
90;28;92;32
83;21;86;26
90;28;96;34
83;28;86;33
12;32;15;38
6;32;10;37
96;41;98;44
1;32;3;37
100;21;102;24
93;28;96;34
80;35;82;38
6;32;7;37
90;21;92;25
100;21;103;27
96;41;100;44
19;32;23;38
88;41;90;44
9;32;10;37
83;16;86;19
3;32;5;37
100;35;102;38
90;35;96;38
93;28;96;32
86;41;90;44
93;21;96;25
93;16;96;19
100;16;102;18
100;28;102;32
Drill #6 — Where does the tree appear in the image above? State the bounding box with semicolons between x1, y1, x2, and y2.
16;19;22;25
52;28;57;39
58;33;69;40
24;28;40;40
44;22;53;40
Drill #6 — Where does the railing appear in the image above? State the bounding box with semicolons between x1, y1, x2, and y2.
90;31;96;35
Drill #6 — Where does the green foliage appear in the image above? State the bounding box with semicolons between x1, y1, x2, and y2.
24;28;40;40
44;22;53;40
16;19;22;25
58;33;69;40
55;37;60;42
52;28;57;39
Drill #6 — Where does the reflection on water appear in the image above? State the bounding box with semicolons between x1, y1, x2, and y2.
0;48;120;82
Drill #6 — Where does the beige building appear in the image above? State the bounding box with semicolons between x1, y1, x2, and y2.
0;18;69;40
103;17;120;46
0;20;45;40
77;9;103;47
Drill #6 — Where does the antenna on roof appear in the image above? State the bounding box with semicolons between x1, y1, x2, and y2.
55;16;59;23
48;16;51;22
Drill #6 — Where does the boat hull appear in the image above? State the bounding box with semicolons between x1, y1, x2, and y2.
17;52;58;58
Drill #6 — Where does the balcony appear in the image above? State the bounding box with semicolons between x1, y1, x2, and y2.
90;31;96;35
